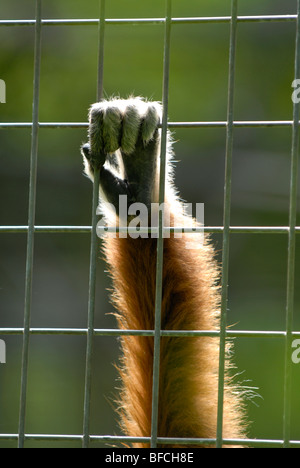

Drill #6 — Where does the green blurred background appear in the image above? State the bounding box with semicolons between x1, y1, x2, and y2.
1;0;300;448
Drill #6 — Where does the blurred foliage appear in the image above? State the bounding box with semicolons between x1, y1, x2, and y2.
1;0;300;448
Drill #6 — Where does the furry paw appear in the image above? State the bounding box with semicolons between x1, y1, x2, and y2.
82;97;162;173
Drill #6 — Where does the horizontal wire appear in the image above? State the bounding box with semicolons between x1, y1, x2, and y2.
0;327;299;338
0;226;92;233
0;121;298;129
0;15;297;27
0;433;299;447
0;226;299;234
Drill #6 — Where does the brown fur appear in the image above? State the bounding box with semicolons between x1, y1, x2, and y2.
102;210;246;448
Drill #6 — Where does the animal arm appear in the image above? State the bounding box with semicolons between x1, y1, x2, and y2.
81;97;247;448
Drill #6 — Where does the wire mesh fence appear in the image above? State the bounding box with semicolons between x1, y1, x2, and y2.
0;0;300;448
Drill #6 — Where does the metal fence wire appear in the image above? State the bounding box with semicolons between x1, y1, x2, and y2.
1;0;300;448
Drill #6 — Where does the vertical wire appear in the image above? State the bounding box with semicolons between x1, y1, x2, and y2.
96;0;106;102
82;168;100;449
82;0;105;449
150;0;172;449
216;0;238;449
18;0;42;449
283;0;300;448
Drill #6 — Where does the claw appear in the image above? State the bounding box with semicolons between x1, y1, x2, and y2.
81;143;91;160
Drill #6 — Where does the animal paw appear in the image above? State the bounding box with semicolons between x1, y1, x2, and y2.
81;97;162;172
